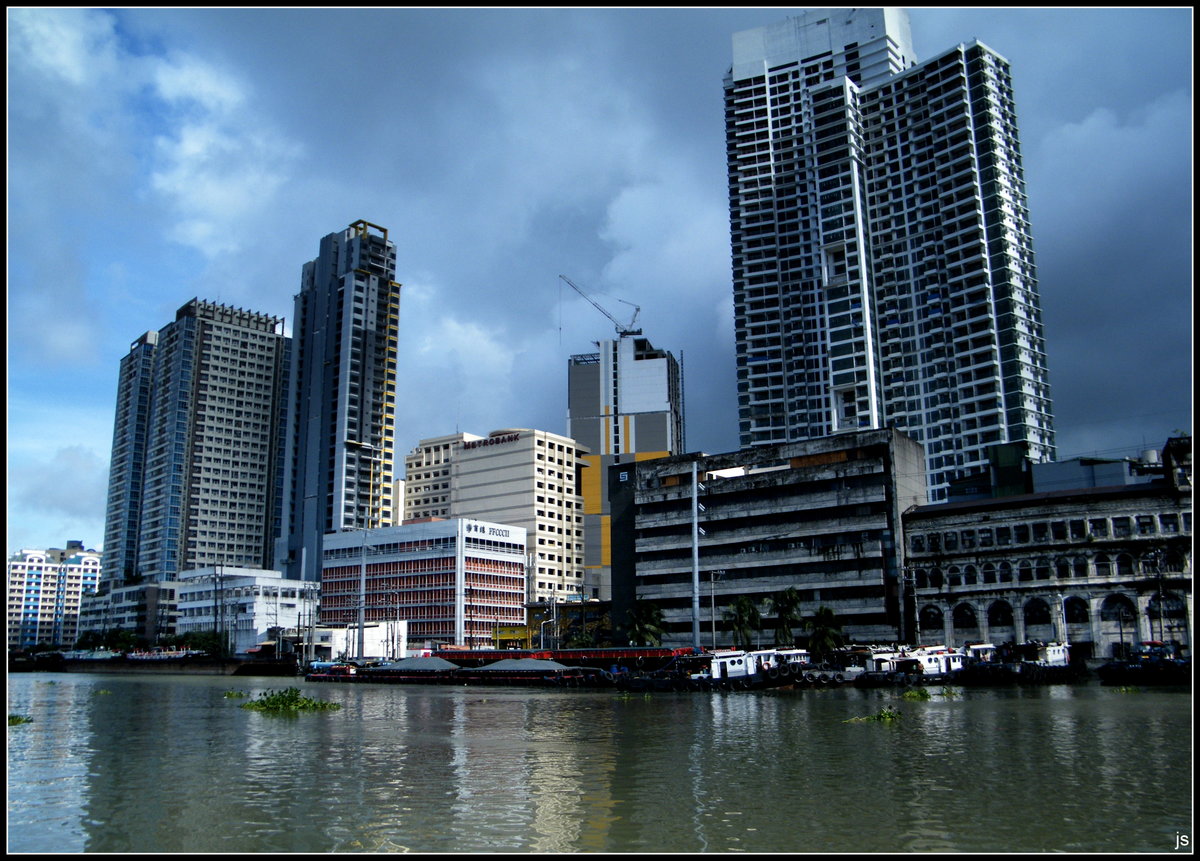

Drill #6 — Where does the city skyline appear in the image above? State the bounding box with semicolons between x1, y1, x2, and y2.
8;8;1192;553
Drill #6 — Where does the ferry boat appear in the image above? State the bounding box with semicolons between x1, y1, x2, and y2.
853;644;967;687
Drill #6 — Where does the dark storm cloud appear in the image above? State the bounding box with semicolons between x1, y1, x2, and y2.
7;8;1191;552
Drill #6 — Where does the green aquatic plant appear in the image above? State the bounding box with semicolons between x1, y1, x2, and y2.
845;706;902;723
1111;686;1141;694
938;687;959;699
93;689;112;696
239;687;340;714
223;690;249;698
9;714;33;726
901;687;932;701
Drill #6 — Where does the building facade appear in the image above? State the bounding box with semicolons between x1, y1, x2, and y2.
7;541;102;650
174;566;319;657
277;220;403;582
903;438;1192;660
620;428;927;647
404;429;588;602
319;519;527;651
568;335;684;600
726;9;1054;501
102;299;290;584
76;580;180;645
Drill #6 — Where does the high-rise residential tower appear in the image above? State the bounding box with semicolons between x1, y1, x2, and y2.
277;220;402;581
726;9;1054;500
102;300;290;583
568;334;684;599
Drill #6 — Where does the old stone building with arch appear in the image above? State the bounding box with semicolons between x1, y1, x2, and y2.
902;447;1191;661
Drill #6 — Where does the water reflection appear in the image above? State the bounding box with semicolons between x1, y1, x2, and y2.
6;676;1190;853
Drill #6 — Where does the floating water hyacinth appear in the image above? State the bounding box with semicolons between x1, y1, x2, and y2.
239;688;340;713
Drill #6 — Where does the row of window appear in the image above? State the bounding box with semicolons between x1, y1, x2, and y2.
913;550;1187;589
909;513;1188;553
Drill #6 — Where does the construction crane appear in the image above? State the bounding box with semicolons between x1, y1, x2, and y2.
559;274;642;337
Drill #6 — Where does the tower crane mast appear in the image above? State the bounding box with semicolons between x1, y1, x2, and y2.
559;275;642;337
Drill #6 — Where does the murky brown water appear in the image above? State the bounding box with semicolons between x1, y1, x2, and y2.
7;673;1192;852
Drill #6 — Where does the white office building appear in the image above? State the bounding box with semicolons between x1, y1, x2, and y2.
404;429;587;602
320;519;527;650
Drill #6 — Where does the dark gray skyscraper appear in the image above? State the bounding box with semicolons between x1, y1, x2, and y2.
726;8;1054;500
102;300;290;584
276;220;402;581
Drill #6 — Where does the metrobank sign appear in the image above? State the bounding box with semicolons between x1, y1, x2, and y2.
461;433;521;450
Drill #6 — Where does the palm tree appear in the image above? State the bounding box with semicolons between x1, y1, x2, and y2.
767;587;804;647
724;594;762;651
803;606;844;661
625;601;666;647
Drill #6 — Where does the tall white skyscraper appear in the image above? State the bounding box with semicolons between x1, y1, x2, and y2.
726;9;1054;500
277;220;402;581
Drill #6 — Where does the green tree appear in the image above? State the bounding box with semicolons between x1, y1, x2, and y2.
767;587;804;647
724;594;762;651
625;601;666;647
74;630;105;650
102;628;143;652
803;606;844;661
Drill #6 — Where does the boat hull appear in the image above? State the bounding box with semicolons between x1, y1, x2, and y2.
30;654;298;677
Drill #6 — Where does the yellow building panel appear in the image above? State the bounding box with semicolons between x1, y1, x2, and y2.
580;454;603;515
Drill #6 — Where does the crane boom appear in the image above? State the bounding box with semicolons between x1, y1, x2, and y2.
559;274;641;337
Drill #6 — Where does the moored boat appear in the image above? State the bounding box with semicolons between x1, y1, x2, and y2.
1096;642;1191;687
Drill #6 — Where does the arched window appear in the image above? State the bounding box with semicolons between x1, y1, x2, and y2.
952;603;978;630
1116;554;1135;577
1073;556;1088;579
988;600;1014;628
1035;558;1052;580
1024;598;1052;626
964;565;978;586
915;569;928;589
982;563;996;584
1018;560;1033;582
920;604;943;632
998;562;1013;583
947;566;962;587
1094;554;1112;577
1055;557;1071;579
1099;594;1136;623
929;568;944;589
1064;596;1089;624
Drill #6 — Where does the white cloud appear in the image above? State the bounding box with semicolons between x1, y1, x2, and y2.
147;54;302;257
8;8;121;87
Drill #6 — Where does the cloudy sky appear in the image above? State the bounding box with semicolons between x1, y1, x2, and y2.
7;7;1192;554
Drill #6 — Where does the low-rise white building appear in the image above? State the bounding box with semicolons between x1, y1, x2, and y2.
175;566;319;656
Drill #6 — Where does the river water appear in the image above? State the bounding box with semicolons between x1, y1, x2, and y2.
7;672;1191;853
